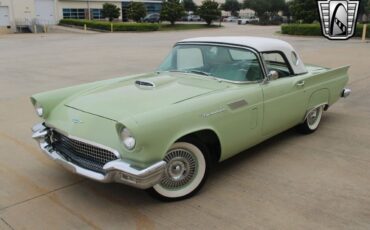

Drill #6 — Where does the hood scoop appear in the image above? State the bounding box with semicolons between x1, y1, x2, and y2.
135;80;156;89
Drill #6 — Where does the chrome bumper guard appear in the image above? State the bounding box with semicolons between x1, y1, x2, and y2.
341;88;351;98
32;123;166;189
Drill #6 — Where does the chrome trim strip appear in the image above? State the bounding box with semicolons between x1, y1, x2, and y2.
341;88;351;98
31;123;166;189
228;99;248;110
163;71;262;85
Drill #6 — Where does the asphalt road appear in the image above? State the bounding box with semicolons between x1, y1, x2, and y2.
0;23;369;230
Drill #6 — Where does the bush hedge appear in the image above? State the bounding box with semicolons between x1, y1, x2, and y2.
59;19;159;31
281;23;370;38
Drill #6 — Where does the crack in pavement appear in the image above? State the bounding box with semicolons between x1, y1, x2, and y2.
0;179;85;212
1;217;15;230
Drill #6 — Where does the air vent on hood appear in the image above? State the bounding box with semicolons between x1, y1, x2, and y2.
135;80;156;89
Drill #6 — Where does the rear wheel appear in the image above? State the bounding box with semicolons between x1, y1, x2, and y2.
297;106;324;134
147;142;209;201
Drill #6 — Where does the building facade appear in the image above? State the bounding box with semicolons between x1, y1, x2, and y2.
0;0;162;33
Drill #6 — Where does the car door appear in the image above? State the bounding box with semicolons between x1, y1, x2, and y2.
261;52;307;137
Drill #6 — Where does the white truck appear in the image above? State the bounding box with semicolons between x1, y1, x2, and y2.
237;16;259;24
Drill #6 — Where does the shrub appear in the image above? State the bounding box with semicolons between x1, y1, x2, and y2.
281;23;370;38
198;0;221;25
59;19;159;31
102;3;121;22
183;0;198;12
281;24;321;36
354;24;370;38
127;2;147;22
160;0;186;25
288;0;318;23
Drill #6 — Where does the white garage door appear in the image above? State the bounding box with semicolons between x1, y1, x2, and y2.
0;6;10;27
35;0;55;24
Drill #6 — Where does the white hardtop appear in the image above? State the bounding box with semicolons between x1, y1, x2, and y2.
179;36;307;74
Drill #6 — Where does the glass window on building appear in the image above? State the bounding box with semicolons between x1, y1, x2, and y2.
63;8;86;19
91;9;104;19
144;3;161;14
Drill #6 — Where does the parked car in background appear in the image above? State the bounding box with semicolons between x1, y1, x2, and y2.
238;16;259;24
182;14;201;21
223;16;239;22
143;13;160;23
189;15;201;21
31;37;351;201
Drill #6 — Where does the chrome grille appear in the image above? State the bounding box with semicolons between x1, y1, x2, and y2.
50;131;119;174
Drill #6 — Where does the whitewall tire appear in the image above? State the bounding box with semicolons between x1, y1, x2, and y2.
297;105;324;134
148;142;209;201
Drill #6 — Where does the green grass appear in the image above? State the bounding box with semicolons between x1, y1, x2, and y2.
281;23;369;38
159;23;221;31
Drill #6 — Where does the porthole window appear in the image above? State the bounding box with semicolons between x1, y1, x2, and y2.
291;51;299;66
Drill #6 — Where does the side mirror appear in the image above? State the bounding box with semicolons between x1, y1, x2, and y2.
267;70;279;81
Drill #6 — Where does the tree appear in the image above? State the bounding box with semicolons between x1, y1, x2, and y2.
221;0;241;17
127;2;147;22
102;3;120;22
183;0;198;13
198;0;221;25
288;0;318;23
160;0;186;25
243;0;285;23
359;0;370;22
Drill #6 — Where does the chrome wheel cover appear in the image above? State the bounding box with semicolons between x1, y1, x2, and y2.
307;106;323;130
160;148;198;190
307;109;319;126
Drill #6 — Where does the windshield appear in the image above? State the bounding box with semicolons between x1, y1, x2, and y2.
157;44;264;82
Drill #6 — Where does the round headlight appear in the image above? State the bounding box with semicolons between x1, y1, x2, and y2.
35;105;44;117
121;128;136;150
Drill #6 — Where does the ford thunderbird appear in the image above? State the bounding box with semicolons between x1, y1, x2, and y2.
31;37;351;201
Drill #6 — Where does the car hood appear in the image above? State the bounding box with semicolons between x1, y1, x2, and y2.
65;72;228;121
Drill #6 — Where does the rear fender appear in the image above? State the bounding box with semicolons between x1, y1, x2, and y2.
307;89;330;110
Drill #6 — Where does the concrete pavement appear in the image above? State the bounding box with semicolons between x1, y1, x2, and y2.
0;23;369;229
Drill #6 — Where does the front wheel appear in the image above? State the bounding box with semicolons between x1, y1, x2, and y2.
297;106;324;134
147;142;209;201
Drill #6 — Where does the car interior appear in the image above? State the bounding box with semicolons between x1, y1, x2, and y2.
176;45;264;82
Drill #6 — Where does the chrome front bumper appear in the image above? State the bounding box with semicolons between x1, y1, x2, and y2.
32;123;166;189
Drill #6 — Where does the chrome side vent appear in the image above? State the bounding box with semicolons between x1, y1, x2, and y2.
135;80;155;89
228;100;248;110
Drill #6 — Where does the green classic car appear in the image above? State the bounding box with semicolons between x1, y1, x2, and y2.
31;37;351;201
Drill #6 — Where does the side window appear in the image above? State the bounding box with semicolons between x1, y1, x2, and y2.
229;49;257;61
262;52;292;78
228;48;263;81
177;47;204;70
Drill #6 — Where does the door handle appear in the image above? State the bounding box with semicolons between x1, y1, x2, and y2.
296;81;305;87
